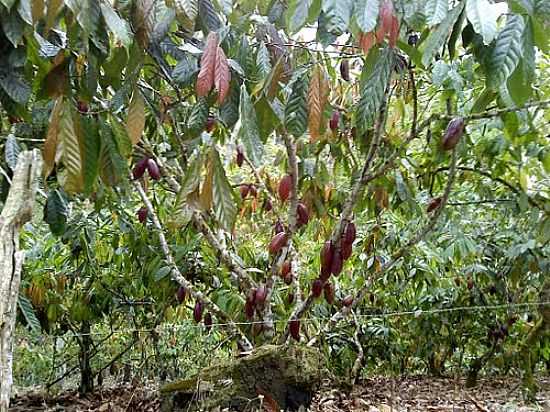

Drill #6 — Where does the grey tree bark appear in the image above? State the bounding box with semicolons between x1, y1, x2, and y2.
0;150;42;412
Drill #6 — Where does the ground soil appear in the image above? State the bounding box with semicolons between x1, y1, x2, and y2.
8;376;550;411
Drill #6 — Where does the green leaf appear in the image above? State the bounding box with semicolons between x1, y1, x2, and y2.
421;2;464;67
172;54;199;85
44;189;68;236
486;15;525;90
256;42;272;79
80;115;100;195
425;0;448;27
100;3;132;47
322;0;353;35
18;294;41;334
287;0;313;33
356;47;394;131
356;0;379;33
470;88;495;113
5;134;21;171
59;103;84;194
99;122;127;186
211;148;237;231
175;152;203;215
0;0;17;10
187;97;209;137
465;0;499;44
284;75;308;136
220;80;240;128
0;70;31;104
237;85;264;165
1;7;25;46
174;0;198;21
198;0;221;32
448;7;466;60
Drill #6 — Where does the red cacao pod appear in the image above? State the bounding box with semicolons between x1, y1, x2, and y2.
132;158;148;180
193;300;203;323
146;159;161;180
341;242;353;261
426;197;442;213
176;286;187;304
289;319;300;341
204;312;213;331
255;285;267;305
249;185;258;198
244;299;255;319
240;184;250;199
329;110;340;131
343;221;356;245
312;279;323;298
278;175;292;202
137;207;148;224
331;251;343;276
281;260;291;278
269;232;288;255
320;241;334;274
297;202;309;227
342;295;353;307
324;282;335;304
442;117;464;151
340;60;350;81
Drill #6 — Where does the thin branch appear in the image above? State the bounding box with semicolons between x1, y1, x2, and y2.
350;311;364;385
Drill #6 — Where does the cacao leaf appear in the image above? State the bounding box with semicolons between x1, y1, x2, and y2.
18;294;41;334
100;3;132;47
356;0;379;33
322;0;353;35
187;97;209;136
44;189;68;236
79;115;100;195
133;0;156;47
174;0;198;21
0;69;31;104
465;0;500;44
425;0;448;27
43;96;64;177
196;32;218;97
126;89;146;145
256;41;272;79
5;134;20;171
286;0;313;33
198;0;221;32
220;80;240;127
59;102;84;193
285;75;308;136
200;155;214;210
237;85;264;166
45;0;63;31
214;45;231;104
308;64;330;142
212;148;237;231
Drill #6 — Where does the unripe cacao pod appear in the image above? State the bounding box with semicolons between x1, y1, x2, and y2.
240;184;250;199
342;295;354;307
269;232;288;255
324;282;335;304
193;300;203;323
147;159;161;180
312;279;323;298
343;222;356;245
331;251;343;276
132;158;148;180
297;202;309;227
340;60;350;81
137;207;148;223
204;312;213;331
281;260;291;278
278;174;292;202
329;111;340;131
320;241;334;274
442;117;464;151
176;286;187;304
289;319;300;341
255;285;267;305
236;146;244;167
341;242;353;261
427;197;442;213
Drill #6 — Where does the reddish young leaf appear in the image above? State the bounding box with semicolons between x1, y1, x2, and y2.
196;32;218;97
359;32;376;55
214;45;231;104
389;15;400;48
380;0;394;38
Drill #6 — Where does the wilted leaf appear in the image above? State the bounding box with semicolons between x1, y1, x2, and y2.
43;96;64;177
126;89;146;145
59;102;84;193
308;64;330;142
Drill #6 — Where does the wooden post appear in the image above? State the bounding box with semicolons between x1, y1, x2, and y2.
0;150;42;412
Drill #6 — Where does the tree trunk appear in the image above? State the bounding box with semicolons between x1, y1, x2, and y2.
0;150;42;412
78;321;94;395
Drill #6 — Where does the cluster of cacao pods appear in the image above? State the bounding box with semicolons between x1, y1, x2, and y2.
240;183;258;200
441;117;464;151
320;221;356;280
192;299;213;331
132;157;161;180
244;285;268;320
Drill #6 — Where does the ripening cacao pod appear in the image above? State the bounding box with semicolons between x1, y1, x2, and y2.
312;279;324;298
320;241;334;274
255;285;267;305
132;158;149;180
193;300;204;323
204;312;213;331
147;158;161;180
441;117;464;151
343;222;356;245
240;184;250;199
278;175;292;202
263;198;273;212
176;286;187;304
341;242;353;261
244;299;255;319
236;146;244;167
340;60;350;81
281;260;292;278
427;197;442;213
330;251;343;276
297;202;309;227
329;111;340;131
205;116;216;132
342;295;354;307
324;282;335;304
289;319;300;341
274;220;285;234
137;207;148;223
269;232;288;255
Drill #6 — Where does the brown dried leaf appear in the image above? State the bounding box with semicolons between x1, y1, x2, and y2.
43;96;64;177
308;64;330;142
196;32;218;97
126;90;146;145
214;45;231;104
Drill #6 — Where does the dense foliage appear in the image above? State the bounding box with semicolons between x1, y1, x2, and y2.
0;0;549;399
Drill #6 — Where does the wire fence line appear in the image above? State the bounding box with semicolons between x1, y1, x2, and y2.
18;301;550;340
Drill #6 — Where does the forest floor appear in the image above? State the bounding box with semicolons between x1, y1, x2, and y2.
9;375;550;411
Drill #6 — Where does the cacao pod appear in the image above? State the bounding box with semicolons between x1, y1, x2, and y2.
297;202;309;227
329;110;340;131
289;319;300;341
236;145;244;167
193;300;203;323
343;222;356;245
330;251;343;276
320;241;334;274
263;198;273;212
240;184;250;199
205;116;216;132
340;60;350;81
341;242;353;261
77;100;89;113
249;185;258;198
147;159;161;180
244;299;255;319
274;220;284;234
204;312;213;331
467;278;474;290
268;232;288;255
284;272;293;285
137;207;148;223
426;197;442;213
441;117;464;151
176;286;187;304
324;282;335;304
255;285;267;305
278;174;292;202
312;279;323;298
281;260;291;278
132;158;148;180
342;295;353;307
